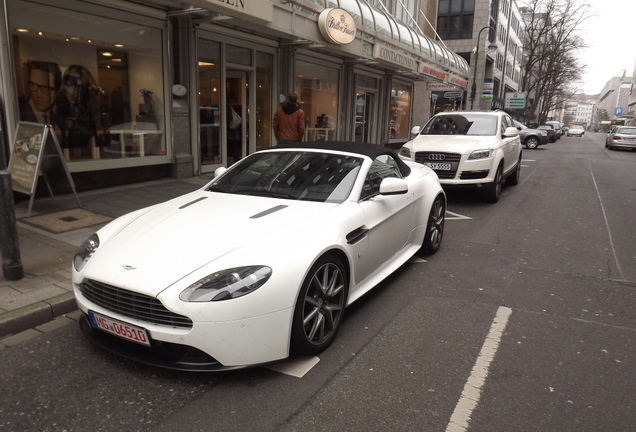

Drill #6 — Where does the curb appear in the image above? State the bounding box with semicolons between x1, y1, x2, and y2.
0;292;77;338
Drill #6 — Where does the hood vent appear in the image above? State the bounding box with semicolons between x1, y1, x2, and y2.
250;205;288;219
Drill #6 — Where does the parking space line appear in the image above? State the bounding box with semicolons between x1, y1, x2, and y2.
446;306;512;432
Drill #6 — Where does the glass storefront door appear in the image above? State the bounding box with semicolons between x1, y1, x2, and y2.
226;70;248;165
355;91;375;143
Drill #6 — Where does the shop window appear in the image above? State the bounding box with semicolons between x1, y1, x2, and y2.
389;83;412;140
198;40;221;166
255;52;273;151
10;1;166;164
295;60;339;142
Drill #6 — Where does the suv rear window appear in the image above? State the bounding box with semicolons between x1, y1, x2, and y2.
421;114;497;136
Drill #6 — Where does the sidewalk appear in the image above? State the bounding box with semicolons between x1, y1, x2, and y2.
0;174;215;342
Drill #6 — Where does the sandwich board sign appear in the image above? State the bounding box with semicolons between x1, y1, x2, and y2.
8;121;80;217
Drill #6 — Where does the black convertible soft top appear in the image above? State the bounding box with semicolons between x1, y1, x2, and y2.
273;141;411;177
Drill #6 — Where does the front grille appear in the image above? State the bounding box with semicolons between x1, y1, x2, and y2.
414;152;461;179
78;279;193;328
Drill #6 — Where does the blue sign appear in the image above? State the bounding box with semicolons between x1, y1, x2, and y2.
615;107;623;115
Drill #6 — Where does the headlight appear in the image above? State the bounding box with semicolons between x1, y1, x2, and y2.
399;147;412;158
73;234;100;272
468;149;494;160
180;266;272;302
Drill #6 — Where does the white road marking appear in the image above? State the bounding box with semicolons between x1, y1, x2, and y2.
446;306;512;432
266;356;320;377
446;210;472;220
589;160;624;280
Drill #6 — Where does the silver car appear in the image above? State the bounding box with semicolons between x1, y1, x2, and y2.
605;126;636;150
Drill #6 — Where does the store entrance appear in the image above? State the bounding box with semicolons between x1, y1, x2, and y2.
355;91;375;143
226;70;248;165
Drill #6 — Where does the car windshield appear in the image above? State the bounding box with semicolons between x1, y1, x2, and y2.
206;151;363;203
617;127;636;135
421;114;497;136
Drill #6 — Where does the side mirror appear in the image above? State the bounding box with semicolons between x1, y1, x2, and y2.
410;126;421;136
214;167;227;178
379;177;408;196
503;126;519;138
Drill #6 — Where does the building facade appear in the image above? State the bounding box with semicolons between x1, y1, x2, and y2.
0;0;470;191
435;0;524;113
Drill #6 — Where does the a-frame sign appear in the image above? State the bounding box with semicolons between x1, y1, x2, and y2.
8;122;80;217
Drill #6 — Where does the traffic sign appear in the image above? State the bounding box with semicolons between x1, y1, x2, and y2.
505;92;526;109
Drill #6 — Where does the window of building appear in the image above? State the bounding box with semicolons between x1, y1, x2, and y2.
295;59;340;142
389;82;412;140
437;0;475;40
9;1;167;167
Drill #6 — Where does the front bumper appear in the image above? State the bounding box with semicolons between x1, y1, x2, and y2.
75;287;294;371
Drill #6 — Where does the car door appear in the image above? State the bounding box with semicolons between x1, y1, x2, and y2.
356;155;416;281
501;114;520;174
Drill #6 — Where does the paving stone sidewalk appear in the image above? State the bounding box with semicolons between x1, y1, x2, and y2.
0;174;214;345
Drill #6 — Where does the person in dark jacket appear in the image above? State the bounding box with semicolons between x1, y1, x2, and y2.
273;92;305;144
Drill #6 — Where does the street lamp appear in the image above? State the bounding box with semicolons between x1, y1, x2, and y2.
470;26;496;110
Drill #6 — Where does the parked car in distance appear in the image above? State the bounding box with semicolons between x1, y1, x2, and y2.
605;125;620;145
72;141;446;371
537;124;558;142
567;125;585;137
513;120;549;149
605;126;636;150
545;121;564;139
399;110;522;203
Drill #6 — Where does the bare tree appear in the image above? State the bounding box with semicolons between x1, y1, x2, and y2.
518;0;592;123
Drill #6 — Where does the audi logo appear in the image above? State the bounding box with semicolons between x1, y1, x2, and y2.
428;154;446;161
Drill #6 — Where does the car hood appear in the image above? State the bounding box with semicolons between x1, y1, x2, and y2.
83;191;337;295
410;135;498;153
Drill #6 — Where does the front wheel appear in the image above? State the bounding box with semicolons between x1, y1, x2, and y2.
291;255;348;356
421;194;445;254
525;137;539;149
505;156;521;186
485;164;503;203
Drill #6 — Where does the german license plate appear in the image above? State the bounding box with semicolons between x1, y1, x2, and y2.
425;162;452;170
89;311;151;346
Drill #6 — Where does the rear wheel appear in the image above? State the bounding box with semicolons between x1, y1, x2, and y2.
421;194;445;254
291;255;347;356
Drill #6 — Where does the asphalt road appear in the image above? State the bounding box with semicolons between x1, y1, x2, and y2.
1;131;634;432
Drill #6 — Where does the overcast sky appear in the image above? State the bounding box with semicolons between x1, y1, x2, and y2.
577;0;635;94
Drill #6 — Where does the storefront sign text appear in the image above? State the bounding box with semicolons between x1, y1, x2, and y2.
318;9;356;45
449;75;469;88
198;0;273;22
373;45;417;71
421;65;447;81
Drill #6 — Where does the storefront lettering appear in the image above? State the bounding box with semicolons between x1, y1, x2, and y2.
421;65;447;80
217;0;244;8
327;16;355;37
450;76;469;88
374;46;416;70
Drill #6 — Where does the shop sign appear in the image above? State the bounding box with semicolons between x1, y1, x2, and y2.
421;65;447;81
373;45;417;71
444;92;463;99
428;83;461;90
318;8;357;45
482;79;494;99
449;75;469;88
195;0;274;23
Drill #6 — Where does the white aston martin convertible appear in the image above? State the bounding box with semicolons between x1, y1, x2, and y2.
73;141;445;371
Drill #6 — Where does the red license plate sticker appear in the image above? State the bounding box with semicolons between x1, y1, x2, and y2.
89;311;151;346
